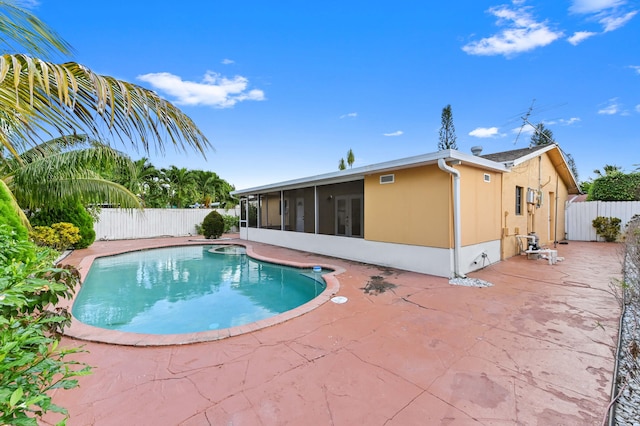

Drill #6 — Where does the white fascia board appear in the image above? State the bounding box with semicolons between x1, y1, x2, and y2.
510;144;556;167
232;149;508;196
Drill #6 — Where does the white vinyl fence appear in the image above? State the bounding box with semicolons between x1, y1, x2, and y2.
94;208;240;240
565;201;640;241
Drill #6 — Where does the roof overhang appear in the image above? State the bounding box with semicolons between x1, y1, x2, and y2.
545;146;581;194
232;149;509;196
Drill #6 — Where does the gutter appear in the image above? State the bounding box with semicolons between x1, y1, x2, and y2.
438;158;464;278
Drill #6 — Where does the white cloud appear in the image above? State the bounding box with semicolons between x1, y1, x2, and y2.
137;71;265;108
383;131;403;137
629;65;640;75
462;3;563;57
512;124;535;136
560;117;581;125
569;0;636;35
636;104;640;113
598;98;620;115
221;59;235;65
469;127;501;138
600;10;637;31
568;31;597;44
340;112;358;119
569;0;625;14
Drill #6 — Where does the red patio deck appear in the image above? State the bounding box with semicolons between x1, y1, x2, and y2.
45;237;622;425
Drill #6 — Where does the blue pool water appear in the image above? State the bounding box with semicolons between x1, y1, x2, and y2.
72;245;327;335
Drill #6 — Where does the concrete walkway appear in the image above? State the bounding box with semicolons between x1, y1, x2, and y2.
46;238;622;425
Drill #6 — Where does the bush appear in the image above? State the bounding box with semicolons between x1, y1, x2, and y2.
0;184;28;241
0;225;91;424
202;210;225;239
30;222;81;251
29;201;95;248
588;173;640;201
592;216;621;242
222;214;239;232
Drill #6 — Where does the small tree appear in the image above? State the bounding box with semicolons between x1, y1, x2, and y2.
347;149;355;168
338;158;346;170
530;123;554;146
438;104;457;150
529;123;579;182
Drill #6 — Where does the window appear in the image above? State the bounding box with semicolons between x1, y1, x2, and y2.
483;173;491;183
515;186;523;215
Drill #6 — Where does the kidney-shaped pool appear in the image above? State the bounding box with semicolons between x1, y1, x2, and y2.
72;245;328;335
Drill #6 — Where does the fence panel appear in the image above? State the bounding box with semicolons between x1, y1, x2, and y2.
566;201;640;241
94;208;240;240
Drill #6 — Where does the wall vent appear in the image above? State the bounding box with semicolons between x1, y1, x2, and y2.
483;173;491;182
380;174;395;184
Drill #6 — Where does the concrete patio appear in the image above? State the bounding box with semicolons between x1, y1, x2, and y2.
46;237;622;425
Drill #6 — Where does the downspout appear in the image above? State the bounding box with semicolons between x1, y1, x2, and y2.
438;159;464;278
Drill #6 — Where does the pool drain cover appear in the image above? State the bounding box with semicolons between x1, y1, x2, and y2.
331;296;348;304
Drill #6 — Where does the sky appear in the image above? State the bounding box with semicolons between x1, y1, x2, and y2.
31;0;640;190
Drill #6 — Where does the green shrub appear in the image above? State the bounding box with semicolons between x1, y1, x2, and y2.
0;226;91;425
29;201;95;248
588;173;640;201
592;216;621;242
0;184;28;241
222;214;239;232
202;210;225;239
30;222;81;250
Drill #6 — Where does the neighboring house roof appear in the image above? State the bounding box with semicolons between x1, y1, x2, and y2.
232;143;580;196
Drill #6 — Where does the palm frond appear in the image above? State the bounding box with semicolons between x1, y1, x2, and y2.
0;54;211;158
7;140;140;209
11;168;141;209
0;1;72;59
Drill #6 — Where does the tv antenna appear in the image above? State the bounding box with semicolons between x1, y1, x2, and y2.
514;99;535;145
514;99;556;146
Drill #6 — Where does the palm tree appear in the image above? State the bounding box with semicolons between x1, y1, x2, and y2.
192;170;222;207
1;135;140;224
215;180;237;208
163;166;196;208
111;157;159;206
0;1;210;164
593;164;622;177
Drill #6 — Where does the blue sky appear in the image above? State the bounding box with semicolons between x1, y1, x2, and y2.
33;0;639;190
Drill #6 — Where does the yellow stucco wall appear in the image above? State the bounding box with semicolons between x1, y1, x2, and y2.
458;165;503;246
501;151;570;258
364;166;452;248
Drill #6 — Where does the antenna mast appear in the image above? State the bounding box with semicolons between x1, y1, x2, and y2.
514;98;535;145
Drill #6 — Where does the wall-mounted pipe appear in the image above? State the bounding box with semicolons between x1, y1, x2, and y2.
438;158;464;278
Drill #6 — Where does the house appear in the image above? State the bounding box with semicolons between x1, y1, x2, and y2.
231;143;579;278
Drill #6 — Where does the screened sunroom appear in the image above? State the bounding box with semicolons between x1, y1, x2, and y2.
239;180;364;238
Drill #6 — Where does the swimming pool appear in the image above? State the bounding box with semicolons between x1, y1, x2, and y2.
72;245;327;335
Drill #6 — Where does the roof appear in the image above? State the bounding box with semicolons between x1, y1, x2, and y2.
232;143;580;196
483;143;579;193
232;149;507;196
481;144;550;165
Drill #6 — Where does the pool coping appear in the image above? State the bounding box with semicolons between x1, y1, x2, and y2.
58;239;343;346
